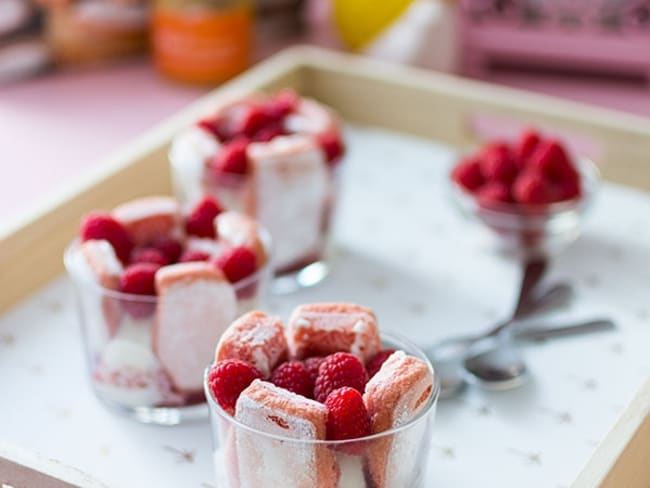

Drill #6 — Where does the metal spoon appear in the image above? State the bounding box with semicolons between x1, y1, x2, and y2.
427;259;553;398
463;318;616;390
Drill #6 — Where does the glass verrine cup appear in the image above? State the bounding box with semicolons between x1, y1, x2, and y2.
204;333;440;488
449;157;600;258
170;135;341;294
64;229;272;425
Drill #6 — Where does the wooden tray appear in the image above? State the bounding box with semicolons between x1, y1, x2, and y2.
2;46;650;486
2;45;650;316
573;378;650;488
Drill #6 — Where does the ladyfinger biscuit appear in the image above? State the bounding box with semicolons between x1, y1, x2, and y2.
287;303;381;362
113;196;182;246
247;135;329;271
363;351;434;488
153;262;237;392
234;379;338;488
215;311;287;378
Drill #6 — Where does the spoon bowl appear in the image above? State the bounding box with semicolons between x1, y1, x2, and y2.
463;335;529;390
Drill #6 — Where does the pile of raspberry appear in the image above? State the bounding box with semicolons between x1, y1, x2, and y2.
208;348;396;443
451;130;582;208
197;90;345;177
80;195;258;312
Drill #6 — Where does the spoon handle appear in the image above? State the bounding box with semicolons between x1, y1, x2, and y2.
515;319;616;342
512;258;548;318
488;258;548;338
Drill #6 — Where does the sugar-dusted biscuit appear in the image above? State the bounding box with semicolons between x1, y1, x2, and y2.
77;239;124;336
78;239;122;290
283;98;340;135
215;211;268;267
287;303;381;362
363;351;434;488
113;196;182;246
184;236;222;258
153;262;237;392
247;135;329;271
234;379;338;488
169;125;221;205
215;311;287;378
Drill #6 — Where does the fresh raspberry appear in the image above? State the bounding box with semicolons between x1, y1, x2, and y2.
210;138;249;176
185;196;223;238
207;359;263;415
120;263;160;318
512;171;554;205
179;250;211;263
476;181;511;208
150;236;183;263
130;247;171;266
264;91;299;121
366;349;396;378
317;131;345;165
120;263;160;295
80;213;133;264
451;158;484;192
517;129;541;163
313;352;369;403
325;387;371;446
236;105;270;138
253;123;285;142
480;143;518;183
528;140;579;182
270;361;314;398
197;118;231;142
554;177;582;202
215;246;257;283
303;356;325;382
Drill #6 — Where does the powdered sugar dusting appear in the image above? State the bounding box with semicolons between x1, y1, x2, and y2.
234;380;327;487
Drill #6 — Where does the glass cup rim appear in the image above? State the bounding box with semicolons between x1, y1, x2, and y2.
203;331;440;445
449;156;600;218
63;225;273;303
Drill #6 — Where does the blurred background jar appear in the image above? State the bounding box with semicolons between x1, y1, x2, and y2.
0;0;51;82
40;0;149;66
151;0;253;84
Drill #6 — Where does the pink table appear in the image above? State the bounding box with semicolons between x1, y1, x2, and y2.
3;40;649;224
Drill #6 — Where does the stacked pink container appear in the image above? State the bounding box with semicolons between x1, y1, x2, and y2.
459;0;650;83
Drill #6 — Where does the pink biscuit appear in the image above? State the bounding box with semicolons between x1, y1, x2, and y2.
234;379;338;488
184;237;222;258
287;303;381;361
215;211;269;267
112;196;181;246
215;311;287;378
283;98;340;135
363;351;434;488
79;240;124;336
153;262;237;393
79;240;122;290
247;135;329;271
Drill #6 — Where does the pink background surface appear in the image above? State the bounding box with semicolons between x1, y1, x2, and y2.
3;18;650;224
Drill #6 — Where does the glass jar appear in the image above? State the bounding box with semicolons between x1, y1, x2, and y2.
152;0;253;84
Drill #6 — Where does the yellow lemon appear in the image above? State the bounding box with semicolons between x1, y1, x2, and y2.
332;0;415;50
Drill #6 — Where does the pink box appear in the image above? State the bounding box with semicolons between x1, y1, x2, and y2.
459;0;650;83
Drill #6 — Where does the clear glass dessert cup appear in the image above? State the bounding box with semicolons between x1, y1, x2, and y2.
64;230;272;426
170;148;341;295
204;332;440;488
449;157;600;258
